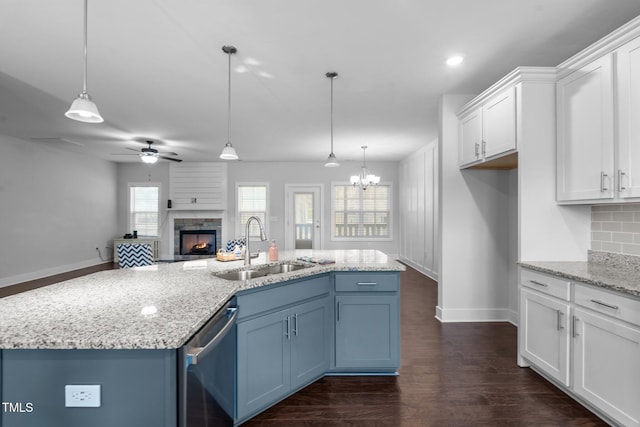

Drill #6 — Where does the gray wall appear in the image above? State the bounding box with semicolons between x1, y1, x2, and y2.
0;135;118;287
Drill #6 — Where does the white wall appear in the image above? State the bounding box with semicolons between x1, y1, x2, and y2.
398;141;438;279
0;135;118;287
518;82;590;262
226;161;400;255
115;160;401;258
437;94;513;322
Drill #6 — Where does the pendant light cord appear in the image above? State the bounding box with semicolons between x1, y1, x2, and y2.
82;0;88;94
330;76;334;154
227;48;232;143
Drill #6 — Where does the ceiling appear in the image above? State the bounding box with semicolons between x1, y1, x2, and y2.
2;0;640;164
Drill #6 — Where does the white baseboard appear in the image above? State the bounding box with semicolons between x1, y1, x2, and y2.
435;306;512;323
397;257;439;281
0;257;108;288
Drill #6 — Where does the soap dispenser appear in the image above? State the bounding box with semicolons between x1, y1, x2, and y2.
268;240;279;261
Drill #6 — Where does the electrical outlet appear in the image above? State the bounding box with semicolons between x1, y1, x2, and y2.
65;385;101;407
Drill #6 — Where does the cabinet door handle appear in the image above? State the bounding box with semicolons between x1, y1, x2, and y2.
556;310;564;331
475;142;479;158
618;170;627;192
336;302;340;322
600;172;609;192
529;280;548;288
293;313;298;336
481;140;486;157
285;316;291;340
590;299;619;310
572;316;580;338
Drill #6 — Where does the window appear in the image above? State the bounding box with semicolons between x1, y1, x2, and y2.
237;184;268;239
129;184;159;237
332;184;391;240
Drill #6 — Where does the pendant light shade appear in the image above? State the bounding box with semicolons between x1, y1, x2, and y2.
219;45;239;160
324;71;340;167
350;146;380;190
65;0;103;123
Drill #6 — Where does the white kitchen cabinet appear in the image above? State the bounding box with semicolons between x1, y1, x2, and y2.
556;31;640;203
458;86;516;168
615;35;640;199
573;307;640;427
556;55;615;202
519;287;570;386
519;266;640;427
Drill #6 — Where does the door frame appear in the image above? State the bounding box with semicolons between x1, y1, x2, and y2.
284;184;324;251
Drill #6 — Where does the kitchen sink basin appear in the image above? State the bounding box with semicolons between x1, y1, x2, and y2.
214;269;268;281
213;262;312;281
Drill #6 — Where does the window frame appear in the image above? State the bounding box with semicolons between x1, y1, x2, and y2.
330;181;392;242
235;182;270;240
127;182;161;238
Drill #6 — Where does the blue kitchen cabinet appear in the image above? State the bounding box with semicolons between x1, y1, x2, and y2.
235;275;331;423
333;272;400;373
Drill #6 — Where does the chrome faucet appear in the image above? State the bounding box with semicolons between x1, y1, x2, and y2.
244;216;268;265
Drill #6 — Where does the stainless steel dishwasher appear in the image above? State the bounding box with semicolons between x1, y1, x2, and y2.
178;297;238;427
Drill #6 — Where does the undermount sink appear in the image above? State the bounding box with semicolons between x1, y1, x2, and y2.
213;262;312;281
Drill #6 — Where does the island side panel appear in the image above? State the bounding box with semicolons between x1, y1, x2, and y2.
1;349;176;427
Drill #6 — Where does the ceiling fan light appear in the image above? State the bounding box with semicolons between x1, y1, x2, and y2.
140;152;158;164
324;152;339;167
219;142;238;160
65;93;104;123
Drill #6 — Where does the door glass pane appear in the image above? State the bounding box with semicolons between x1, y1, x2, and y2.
294;193;314;249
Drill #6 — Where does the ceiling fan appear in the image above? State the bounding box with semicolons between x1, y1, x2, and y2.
112;140;182;163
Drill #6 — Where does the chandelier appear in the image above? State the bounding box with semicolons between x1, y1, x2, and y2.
350;146;380;190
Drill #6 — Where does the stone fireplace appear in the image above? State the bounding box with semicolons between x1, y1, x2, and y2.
173;217;222;261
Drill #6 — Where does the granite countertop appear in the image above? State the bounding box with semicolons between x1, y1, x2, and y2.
0;250;404;350
520;251;640;298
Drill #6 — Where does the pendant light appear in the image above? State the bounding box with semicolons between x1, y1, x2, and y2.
350;146;380;190
324;72;340;167
219;45;239;160
65;0;104;123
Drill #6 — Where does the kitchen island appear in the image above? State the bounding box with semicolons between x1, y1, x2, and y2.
0;250;404;426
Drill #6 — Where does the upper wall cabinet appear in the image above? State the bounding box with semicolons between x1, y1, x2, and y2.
169;162;227;210
458;86;516;169
556;17;640;204
556;56;615;202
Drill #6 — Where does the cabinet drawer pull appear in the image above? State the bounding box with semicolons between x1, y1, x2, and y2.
590;299;619;310
556;310;564;331
529;280;548;287
356;282;377;286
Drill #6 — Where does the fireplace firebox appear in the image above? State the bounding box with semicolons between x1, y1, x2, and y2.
179;230;217;256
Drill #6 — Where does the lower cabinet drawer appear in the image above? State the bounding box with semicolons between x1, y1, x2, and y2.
574;283;640;327
520;268;571;301
334;272;399;292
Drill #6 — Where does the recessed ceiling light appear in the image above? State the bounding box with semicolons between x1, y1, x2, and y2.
446;56;464;66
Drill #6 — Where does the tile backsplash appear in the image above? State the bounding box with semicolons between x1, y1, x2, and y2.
592;204;640;256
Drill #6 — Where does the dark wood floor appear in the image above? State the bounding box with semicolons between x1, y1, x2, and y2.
244;265;606;426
